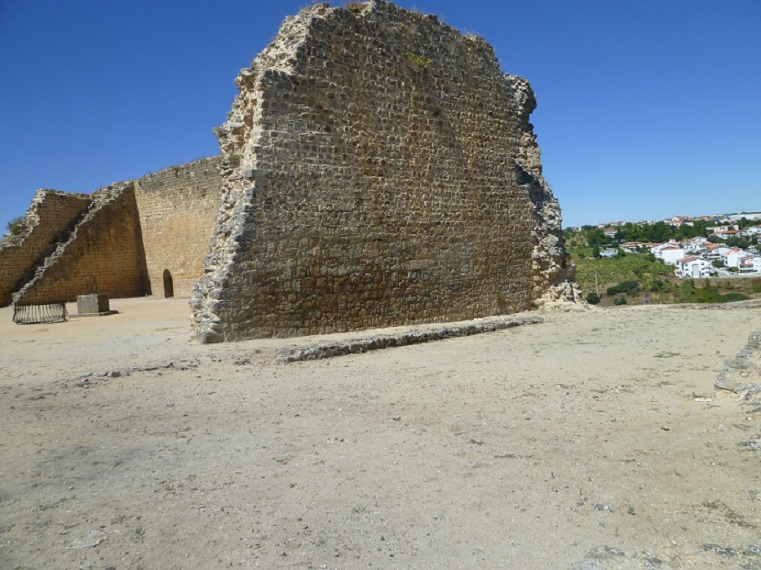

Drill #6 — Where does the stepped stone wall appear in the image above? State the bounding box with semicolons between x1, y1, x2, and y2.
190;0;579;342
133;157;223;298
0;190;90;306
14;184;149;304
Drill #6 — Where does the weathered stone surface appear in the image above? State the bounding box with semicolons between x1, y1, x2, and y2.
3;158;223;306
13;184;150;305
191;0;580;342
133;157;223;298
0;190;90;306
76;293;110;314
276;314;542;362
716;330;761;393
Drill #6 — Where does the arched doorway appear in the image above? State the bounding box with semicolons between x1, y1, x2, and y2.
163;269;174;298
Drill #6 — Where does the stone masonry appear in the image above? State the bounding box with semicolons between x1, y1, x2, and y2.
190;0;580;342
2;1;580;334
133;156;223;298
2;159;223;306
0;190;90;306
13;184;149;305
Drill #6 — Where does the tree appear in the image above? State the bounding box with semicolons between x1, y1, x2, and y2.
726;236;751;249
585;228;606;247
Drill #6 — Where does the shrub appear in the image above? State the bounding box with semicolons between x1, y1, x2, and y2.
613;297;628;305
586;292;600;305
6;216;26;236
649;279;671;293
719;292;750;303
607;280;639;296
680;281;750;304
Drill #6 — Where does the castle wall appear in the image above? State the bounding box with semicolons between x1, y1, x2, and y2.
14;185;149;304
0;190;90;306
191;1;575;342
133;157;223;298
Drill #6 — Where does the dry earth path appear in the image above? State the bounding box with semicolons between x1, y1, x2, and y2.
1;298;759;569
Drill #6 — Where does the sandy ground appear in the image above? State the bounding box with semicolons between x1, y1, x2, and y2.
1;297;759;569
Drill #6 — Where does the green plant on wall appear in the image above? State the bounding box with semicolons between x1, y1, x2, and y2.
6;216;26;236
403;52;433;68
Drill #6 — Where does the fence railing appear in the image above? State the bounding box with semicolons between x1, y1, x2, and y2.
12;300;68;325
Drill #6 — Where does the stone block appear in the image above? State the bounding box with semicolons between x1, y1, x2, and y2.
77;293;110;314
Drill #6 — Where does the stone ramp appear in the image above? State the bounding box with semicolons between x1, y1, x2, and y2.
0;189;90;306
13;184;149;305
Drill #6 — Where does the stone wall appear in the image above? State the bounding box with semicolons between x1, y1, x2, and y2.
0;190;90;306
14;184;150;304
191;0;579;342
133;157;223;298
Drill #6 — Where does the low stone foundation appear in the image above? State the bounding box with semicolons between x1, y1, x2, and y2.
276;314;542;362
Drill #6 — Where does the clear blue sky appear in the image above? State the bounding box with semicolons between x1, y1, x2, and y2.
1;0;759;231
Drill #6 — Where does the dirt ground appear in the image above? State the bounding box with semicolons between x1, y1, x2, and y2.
1;298;759;569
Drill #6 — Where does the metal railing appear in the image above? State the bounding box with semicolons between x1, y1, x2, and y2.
12;300;68;325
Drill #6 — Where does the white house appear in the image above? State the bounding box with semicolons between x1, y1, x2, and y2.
713;229;742;240
650;242;671;256
687;236;711;245
659;246;686;265
721;248;745;268
738;254;761;273
675;256;713;278
708;225;739;234
705;243;731;260
620;242;644;253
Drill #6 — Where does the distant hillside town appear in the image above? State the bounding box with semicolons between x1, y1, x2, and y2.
567;211;761;278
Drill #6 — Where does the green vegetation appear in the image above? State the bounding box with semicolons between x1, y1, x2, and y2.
702;499;756;528
606;280;639;296
403;52;433;67
571;252;756;305
565;225;761;306
677;280;749;304
5;216;26;236
572;253;672;299
568;218;759;249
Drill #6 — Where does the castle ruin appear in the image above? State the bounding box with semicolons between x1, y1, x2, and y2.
1;1;581;341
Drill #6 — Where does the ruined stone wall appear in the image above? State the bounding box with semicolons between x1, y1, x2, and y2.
14;184;149;304
191;0;579;342
133;157;223;298
0;190;90;306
